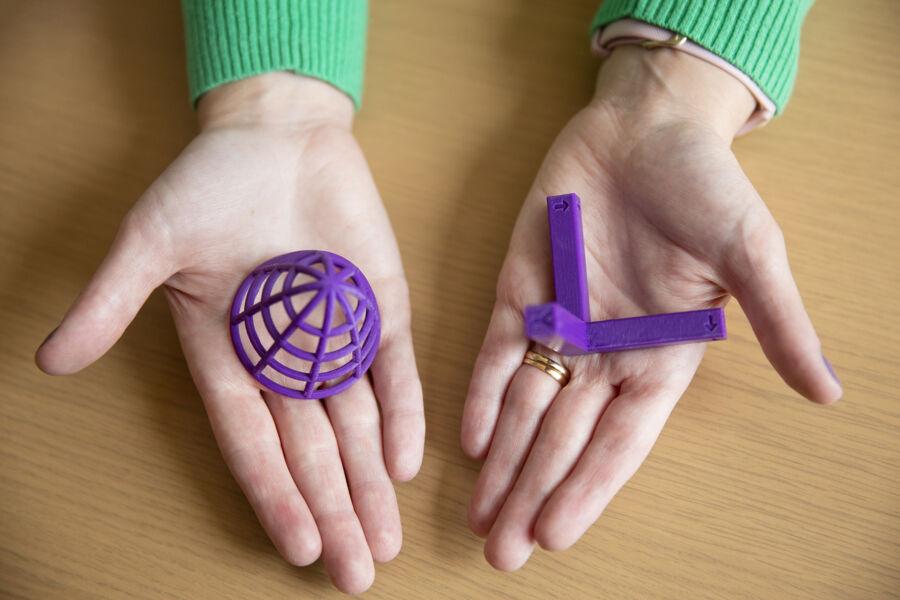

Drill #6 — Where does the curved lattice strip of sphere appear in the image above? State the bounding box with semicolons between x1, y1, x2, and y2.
229;250;380;399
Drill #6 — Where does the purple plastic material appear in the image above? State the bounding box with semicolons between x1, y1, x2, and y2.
526;302;726;355
230;250;380;400
548;194;590;321
525;194;726;355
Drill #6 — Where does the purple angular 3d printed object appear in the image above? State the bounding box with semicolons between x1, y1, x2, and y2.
548;194;590;321
525;194;726;355
230;250;380;400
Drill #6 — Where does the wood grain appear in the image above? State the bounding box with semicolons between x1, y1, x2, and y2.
1;1;898;598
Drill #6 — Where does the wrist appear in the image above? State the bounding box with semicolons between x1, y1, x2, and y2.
197;73;355;131
591;45;755;141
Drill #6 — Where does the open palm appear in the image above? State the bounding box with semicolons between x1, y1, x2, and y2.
36;76;424;594
462;51;841;571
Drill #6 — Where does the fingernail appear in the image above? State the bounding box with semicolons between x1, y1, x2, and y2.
822;354;841;386
38;326;59;350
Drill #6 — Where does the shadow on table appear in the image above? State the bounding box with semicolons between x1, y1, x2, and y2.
424;0;600;561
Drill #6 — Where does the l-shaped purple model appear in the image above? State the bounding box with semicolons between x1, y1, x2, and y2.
524;194;727;355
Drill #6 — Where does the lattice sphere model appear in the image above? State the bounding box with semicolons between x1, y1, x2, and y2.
229;250;380;400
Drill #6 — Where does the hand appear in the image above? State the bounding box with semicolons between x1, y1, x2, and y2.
461;46;842;571
35;73;424;594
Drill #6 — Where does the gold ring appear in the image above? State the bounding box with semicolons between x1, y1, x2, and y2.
523;350;571;387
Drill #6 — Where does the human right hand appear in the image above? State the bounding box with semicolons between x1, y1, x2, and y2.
36;73;424;594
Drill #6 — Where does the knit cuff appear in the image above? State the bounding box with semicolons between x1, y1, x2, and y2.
591;0;813;114
182;0;368;109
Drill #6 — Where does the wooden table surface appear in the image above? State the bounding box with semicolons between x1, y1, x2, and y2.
2;1;898;598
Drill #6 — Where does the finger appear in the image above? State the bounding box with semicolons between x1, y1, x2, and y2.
325;378;402;563
467;363;563;537
36;202;178;375
265;392;374;595
483;380;615;571
174;319;322;567
461;303;529;459
725;222;842;404
369;283;425;482
533;380;686;552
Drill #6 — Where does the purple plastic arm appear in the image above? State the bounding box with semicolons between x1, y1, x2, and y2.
525;302;726;355
524;193;728;356
586;308;726;351
547;194;590;321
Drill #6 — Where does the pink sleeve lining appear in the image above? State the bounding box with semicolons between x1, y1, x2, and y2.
594;19;775;136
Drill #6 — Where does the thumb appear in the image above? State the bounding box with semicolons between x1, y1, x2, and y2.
36;204;177;375
724;220;842;404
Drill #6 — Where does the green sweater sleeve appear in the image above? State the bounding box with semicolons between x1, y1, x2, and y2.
181;0;368;108
592;0;813;114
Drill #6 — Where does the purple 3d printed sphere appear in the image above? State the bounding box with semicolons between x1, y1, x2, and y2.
229;250;380;400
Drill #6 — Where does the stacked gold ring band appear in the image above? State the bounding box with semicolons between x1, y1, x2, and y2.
523;350;571;387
